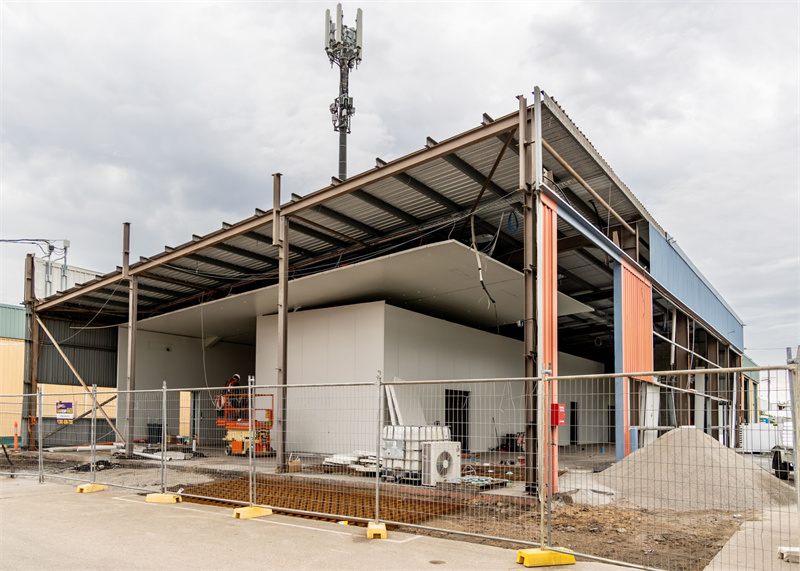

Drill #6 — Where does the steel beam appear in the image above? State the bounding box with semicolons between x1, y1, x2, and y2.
441;153;508;200
541;138;635;236
293;215;369;248
291;220;352;250
77;294;130;310
138;271;216;292
96;288;164;307
351;189;421;226
243;231;319;260
181;253;256;274
309;203;382;238
282;111;519;218
201;241;279;268
393;172;521;248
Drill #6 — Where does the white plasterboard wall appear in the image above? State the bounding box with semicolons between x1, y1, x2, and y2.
117;328;255;441
384;304;525;453
256;301;385;454
255;301;607;455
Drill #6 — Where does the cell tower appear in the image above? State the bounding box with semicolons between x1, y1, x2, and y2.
325;4;363;181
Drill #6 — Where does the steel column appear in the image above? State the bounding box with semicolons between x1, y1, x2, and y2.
613;263;628;461
374;370;383;523
91;385;97;484
23;254;38;449
122;223;139;456
787;347;800;517
37;386;43;482
275;173;289;472
160;381;167;493
519;94;538;495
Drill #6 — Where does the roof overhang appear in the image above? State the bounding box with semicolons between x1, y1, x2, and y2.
137;241;593;344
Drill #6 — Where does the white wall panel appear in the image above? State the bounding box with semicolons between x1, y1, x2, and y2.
117;328;255;440
256;302;384;454
556;353;610;445
384;305;524;453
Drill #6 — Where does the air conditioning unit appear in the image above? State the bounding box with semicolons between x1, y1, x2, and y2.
422;441;461;486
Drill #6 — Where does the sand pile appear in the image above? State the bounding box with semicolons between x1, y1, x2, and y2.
598;427;796;511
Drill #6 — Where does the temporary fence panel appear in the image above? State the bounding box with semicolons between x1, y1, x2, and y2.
547;369;798;571
376;378;541;545
0;393;31;476
2;364;797;571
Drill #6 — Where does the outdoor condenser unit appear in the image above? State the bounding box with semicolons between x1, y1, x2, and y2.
422;441;461;486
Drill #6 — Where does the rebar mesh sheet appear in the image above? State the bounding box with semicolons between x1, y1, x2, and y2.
180;476;463;527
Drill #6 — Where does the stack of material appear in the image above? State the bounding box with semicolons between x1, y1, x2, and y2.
599;427;796;511
322;450;380;473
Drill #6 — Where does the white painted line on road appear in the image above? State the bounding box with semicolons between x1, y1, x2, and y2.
249;516;352;536
112;495;422;543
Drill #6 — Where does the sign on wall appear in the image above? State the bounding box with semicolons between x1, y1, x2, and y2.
56;402;74;425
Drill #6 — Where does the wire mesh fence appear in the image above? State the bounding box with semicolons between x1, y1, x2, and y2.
0;393;30;476
2;365;798;570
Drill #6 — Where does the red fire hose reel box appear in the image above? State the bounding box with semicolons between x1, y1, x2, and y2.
550;403;565;426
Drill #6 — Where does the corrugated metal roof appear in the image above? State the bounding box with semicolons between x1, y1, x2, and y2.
32;90;725;355
0;303;25;340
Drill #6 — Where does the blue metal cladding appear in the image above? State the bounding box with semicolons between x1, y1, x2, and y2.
0;303;25;340
648;225;744;351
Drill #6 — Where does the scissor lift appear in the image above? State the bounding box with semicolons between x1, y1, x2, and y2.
216;393;274;456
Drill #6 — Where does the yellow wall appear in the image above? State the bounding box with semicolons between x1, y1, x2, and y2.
0;337;24;437
0;339;118;437
40;385;118;420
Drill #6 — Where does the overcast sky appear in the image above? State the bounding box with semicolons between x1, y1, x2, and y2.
1;1;798;369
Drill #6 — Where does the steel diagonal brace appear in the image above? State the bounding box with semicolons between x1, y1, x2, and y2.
35;316;124;442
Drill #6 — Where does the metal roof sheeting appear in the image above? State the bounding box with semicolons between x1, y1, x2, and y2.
33;91;732;355
0;304;25;340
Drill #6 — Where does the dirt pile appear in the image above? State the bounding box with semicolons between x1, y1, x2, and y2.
599;427;796;511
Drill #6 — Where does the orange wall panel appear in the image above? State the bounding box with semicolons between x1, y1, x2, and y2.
621;259;654;377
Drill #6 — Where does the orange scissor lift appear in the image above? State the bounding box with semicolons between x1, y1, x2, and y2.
215;393;274;456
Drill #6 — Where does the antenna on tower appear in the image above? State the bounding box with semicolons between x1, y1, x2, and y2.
325;4;363;181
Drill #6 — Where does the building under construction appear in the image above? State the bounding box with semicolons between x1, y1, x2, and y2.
21;88;757;493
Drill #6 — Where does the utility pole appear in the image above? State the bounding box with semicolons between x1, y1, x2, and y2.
325;4;363;181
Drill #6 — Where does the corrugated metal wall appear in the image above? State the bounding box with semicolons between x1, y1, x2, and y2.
649;225;744;350
622;260;654;375
38;318;118;388
0;304;25;340
33;258;101;300
540;194;560;492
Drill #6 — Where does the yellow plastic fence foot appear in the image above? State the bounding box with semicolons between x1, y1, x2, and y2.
516;548;575;567
76;483;108;494
145;493;182;504
233;506;273;519
367;522;387;539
